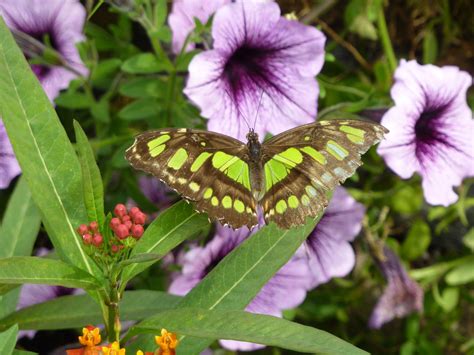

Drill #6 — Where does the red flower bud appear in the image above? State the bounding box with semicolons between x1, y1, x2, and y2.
129;206;140;217
121;215;131;222
114;204;127;217
92;234;103;247
123;220;132;230
77;224;89;236
131;224;144;238
82;233;92;244
132;212;147;225
114;224;129;239
110;217;121;230
111;244;120;253
89;221;99;232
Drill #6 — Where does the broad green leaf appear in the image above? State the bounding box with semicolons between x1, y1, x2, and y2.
120;201;209;285
433;285;459;312
445;257;474;285
0;324;17;354
0;290;180;331
119;77;167;98
121;53;170;74
176;217;320;353
0;177;41;318
390;184;423;215
0;257;102;291
0;18;96;274
73;121;105;229
133;308;366;354
462;228;474;251
118;98;160;121
54;92;92;109
401;220;431;261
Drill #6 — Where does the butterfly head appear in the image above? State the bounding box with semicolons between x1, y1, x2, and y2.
246;129;261;162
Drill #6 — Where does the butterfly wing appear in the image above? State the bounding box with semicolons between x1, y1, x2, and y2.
126;129;258;229
260;119;387;229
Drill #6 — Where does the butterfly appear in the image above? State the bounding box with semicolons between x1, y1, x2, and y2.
125;120;387;229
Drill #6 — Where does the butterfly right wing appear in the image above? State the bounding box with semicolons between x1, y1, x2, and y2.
125;128;258;229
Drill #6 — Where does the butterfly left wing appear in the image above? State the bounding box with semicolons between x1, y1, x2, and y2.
260;119;387;229
126;128;258;229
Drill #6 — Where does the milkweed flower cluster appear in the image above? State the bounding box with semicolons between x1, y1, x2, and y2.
169;187;364;351
183;0;326;141
377;60;473;206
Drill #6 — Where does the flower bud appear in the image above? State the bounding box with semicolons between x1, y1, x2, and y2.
131;224;144;238
114;224;129;239
114;203;127;217
133;212;147;225
89;221;99;232
123;220;133;230
110;217;121;230
121;215;131;222
129;206;140;217
111;244;120;253
82;233;92;244
92;234;103;247
77;224;89;236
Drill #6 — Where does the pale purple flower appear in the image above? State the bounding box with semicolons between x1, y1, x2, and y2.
184;1;326;141
305;187;365;287
168;0;230;54
169;225;313;351
377;60;473;206
0;121;21;189
369;247;423;329
0;0;87;101
138;176;176;211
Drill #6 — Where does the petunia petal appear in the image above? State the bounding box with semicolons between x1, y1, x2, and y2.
0;121;21;189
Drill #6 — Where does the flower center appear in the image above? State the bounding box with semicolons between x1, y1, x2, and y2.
223;45;273;95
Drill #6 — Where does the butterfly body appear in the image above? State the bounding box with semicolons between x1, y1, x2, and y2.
126;120;387;230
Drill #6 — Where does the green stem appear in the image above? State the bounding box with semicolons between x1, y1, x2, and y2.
107;281;121;343
165;70;177;127
376;3;397;73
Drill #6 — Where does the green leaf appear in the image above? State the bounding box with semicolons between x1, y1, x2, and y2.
423;28;438;64
0;324;17;354
0;257;102;291
133;308;367;354
433;284;459;312
0;290;180;331
73;121;105;229
462;228;474;252
121;53;170;74
120;201;209;285
54;92;92;109
445;257;474;285
153;0;167;28
401;220;431;261
118;98;160;121
119;77;167;98
0;17;96;274
176;217;320;353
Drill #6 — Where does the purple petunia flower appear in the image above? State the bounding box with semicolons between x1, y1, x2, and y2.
169;225;314;351
0;0;87;101
369;247;423;329
305;187;365;287
377;60;473;206
168;0;230;54
0;121;21;189
184;1;326;141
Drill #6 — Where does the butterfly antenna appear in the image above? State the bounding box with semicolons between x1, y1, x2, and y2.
224;88;251;131
252;90;264;130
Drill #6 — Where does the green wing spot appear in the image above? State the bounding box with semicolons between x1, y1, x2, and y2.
234;199;245;213
211;196;219;206
264;159;289;191
212;151;238;170
203;187;213;199
168;148;188;170
340;125;365;137
300;146;327;165
305;185;318;197
149;144;166;157
273;147;303;167
276;200;288;214
212;151;251;191
222;195;232;209
326;140;349;161
288;195;299;209
191;152;212;172
147;134;170;150
189;182;200;192
301;194;310;206
347;134;365;144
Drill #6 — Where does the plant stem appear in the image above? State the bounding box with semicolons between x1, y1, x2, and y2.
376;3;397;73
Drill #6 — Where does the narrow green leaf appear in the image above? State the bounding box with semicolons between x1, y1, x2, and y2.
121;201;209;285
422;28;438;64
0;18;96;274
119;77;166;98
55;92;92;109
0;257;102;291
0;324;17;354
133;308;367;354
118;98;160;121
121;53;169;74
445;257;474;286
73;121;105;228
177;217;320;353
0;290;180;331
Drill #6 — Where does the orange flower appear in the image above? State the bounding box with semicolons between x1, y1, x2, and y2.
155;329;178;355
79;326;101;347
102;341;126;355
